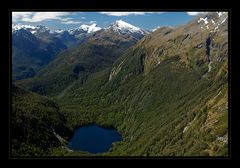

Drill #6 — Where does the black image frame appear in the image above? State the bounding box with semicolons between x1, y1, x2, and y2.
1;0;238;163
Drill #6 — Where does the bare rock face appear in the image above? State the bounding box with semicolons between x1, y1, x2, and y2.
109;59;126;81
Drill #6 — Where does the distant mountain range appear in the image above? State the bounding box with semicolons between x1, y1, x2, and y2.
12;20;148;81
14;20;149;96
12;20;149;37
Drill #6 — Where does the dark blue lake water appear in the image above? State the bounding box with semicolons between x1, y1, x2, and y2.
67;125;123;153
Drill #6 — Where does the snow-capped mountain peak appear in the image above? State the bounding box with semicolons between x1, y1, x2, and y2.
12;24;36;31
68;23;102;35
107;20;147;35
114;20;140;31
12;24;51;34
79;23;102;33
12;24;37;34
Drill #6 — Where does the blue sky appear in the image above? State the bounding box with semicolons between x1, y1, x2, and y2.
12;12;205;31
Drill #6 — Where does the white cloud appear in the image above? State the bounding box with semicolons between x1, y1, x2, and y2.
99;12;159;16
60;17;72;22
12;12;33;22
12;12;84;25
187;12;206;16
12;12;72;22
61;20;82;24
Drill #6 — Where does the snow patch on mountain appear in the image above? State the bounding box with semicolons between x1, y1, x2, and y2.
217;12;226;17
198;12;228;32
221;17;227;24
152;26;161;32
30;30;36;34
213;17;227;32
198;17;208;24
213;26;219;32
54;29;65;34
